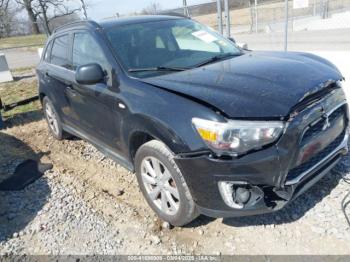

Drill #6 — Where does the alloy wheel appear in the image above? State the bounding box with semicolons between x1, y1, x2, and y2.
141;157;180;215
45;102;59;136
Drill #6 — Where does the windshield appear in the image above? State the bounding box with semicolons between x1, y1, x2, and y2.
105;18;242;78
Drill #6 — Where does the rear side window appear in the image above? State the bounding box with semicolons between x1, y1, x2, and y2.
51;34;70;68
43;41;52;62
72;32;107;70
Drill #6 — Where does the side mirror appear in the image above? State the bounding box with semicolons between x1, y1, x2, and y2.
76;63;105;85
228;37;236;43
237;43;249;50
228;37;249;50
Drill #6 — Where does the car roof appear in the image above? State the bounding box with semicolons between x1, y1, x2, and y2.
100;15;183;29
53;15;184;35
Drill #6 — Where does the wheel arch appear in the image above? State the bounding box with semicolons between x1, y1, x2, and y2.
124;114;190;164
39;92;46;104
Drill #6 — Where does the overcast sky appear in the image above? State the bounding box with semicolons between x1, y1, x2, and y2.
87;0;213;20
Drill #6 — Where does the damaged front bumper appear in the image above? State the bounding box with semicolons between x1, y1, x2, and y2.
174;89;349;218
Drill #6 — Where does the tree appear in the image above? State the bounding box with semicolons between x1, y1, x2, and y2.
0;0;26;37
80;0;88;19
15;0;81;35
0;0;11;37
15;0;40;34
141;1;161;15
49;12;80;31
0;0;9;10
36;0;81;35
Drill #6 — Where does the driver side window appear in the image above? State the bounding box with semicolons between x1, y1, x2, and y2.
72;32;108;70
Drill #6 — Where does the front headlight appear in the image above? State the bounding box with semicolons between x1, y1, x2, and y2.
192;118;284;156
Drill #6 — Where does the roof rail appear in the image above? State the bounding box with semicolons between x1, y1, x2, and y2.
158;12;191;19
53;20;101;34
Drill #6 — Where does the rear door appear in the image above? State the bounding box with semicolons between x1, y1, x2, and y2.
44;33;76;125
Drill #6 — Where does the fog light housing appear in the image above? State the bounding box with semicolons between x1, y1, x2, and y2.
218;181;249;209
234;187;251;204
218;181;263;209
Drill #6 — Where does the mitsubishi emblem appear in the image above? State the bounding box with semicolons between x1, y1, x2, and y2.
322;114;331;131
320;105;331;131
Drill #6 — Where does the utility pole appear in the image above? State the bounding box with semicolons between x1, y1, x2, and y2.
81;0;88;20
255;0;258;33
224;0;231;37
284;0;289;51
313;0;317;16
217;0;223;34
183;0;190;17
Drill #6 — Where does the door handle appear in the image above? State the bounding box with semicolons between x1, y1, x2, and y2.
66;85;77;97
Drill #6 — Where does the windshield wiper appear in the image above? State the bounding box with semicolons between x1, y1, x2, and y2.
194;53;241;68
128;66;188;72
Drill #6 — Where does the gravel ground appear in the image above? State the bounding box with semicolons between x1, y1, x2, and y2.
0;116;350;255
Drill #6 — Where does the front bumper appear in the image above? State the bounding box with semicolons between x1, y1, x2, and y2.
174;89;349;218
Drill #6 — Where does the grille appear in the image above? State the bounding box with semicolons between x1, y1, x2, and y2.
301;107;344;145
286;132;345;181
302;107;344;144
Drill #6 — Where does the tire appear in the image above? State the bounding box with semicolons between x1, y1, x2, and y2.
43;97;67;140
135;140;199;226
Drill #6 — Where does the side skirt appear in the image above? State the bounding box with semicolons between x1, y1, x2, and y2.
62;124;134;172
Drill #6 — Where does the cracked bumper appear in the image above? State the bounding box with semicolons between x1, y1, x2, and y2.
175;134;347;218
174;91;349;218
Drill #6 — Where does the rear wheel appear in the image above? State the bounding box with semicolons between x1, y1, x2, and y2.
135;140;198;226
43;97;66;140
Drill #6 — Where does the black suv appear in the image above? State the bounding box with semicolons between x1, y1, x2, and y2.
37;15;348;226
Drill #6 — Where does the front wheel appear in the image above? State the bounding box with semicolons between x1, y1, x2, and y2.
135;140;198;226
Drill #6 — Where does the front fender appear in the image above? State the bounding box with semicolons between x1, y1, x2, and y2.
122;114;188;154
120;80;225;159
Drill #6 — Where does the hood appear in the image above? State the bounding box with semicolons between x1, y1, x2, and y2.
141;51;343;119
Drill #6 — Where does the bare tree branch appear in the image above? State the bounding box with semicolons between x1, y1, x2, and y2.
0;0;10;10
140;1;162;15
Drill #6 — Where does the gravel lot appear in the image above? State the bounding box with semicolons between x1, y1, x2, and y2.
0;74;350;255
0;116;349;255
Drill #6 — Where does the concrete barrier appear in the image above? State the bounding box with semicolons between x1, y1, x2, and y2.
38;48;43;59
0;53;13;83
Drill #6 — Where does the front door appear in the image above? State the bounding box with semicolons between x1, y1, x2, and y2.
66;31;123;152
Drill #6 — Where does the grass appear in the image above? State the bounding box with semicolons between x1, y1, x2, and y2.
0;70;41;118
11;66;36;75
0;34;47;49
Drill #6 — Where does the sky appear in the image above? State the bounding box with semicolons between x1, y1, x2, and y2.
86;0;213;20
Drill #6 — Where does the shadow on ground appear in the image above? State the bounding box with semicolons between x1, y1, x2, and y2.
0;131;50;241
12;74;35;82
2;109;43;129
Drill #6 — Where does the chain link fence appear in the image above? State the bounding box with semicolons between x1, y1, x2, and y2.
169;0;350;51
168;0;350;94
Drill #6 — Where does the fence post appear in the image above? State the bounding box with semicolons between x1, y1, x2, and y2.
183;0;190;17
217;0;223;34
313;0;317;16
284;0;289;51
224;0;231;37
255;0;258;33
